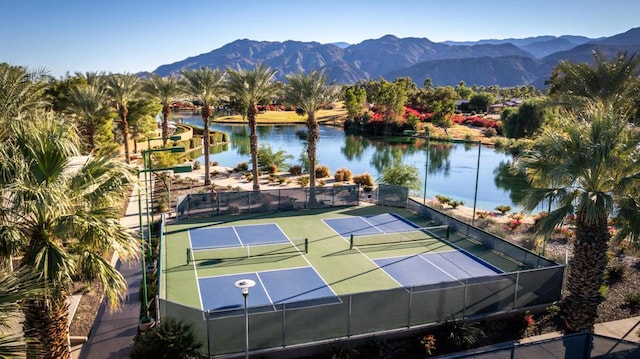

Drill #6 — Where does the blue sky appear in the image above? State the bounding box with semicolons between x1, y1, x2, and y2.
2;0;638;78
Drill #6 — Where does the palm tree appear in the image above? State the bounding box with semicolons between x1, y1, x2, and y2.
0;63;48;138
66;83;112;153
181;67;225;186
226;63;278;190
106;73;140;164
517;105;640;334
546;51;640;119
142;74;183;146
0;269;44;359
284;70;337;203
0;114;139;358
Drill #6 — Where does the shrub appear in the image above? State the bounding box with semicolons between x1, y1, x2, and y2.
625;291;640;307
484;127;497;137
438;317;485;351
606;265;626;284
236;162;249;171
353;173;375;187
267;164;278;174
298;176;310;187
192;160;201;170
435;195;451;205
130;317;202;359
212;161;219;166
315;165;331;179
334;168;353;182
289;165;303;176
464;133;474;142
495;205;512;215
449;200;464;209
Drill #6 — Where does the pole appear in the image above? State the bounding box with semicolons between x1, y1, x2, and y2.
243;291;249;359
423;133;430;204
137;181;149;322
143;150;152;258
471;141;481;225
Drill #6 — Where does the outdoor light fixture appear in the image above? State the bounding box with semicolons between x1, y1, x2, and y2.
235;279;256;359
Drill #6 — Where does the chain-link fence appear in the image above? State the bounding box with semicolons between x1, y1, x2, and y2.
159;264;564;357
175;185;360;219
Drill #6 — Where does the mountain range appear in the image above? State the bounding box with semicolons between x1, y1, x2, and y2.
151;27;640;89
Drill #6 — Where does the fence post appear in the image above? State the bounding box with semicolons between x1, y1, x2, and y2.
282;303;286;347
206;310;211;358
348;295;352;337
407;288;413;327
513;271;520;309
463;278;468;318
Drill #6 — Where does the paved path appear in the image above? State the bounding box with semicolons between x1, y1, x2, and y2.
73;190;146;359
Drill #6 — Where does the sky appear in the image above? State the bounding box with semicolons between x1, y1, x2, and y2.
2;0;639;78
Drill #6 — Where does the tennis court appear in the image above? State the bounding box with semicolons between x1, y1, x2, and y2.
160;203;563;356
199;267;340;317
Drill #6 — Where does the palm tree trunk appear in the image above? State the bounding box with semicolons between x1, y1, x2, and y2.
562;210;610;333
23;298;71;359
248;105;260;190
307;114;319;206
120;107;131;164
203;104;211;186
162;104;170;146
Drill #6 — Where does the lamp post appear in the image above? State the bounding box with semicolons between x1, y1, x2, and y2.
471;141;482;226
136;162;192;328
234;279;256;359
423;132;430;204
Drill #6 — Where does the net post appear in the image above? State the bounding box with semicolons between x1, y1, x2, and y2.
186;248;191;264
304;238;308;253
446;225;450;240
350;234;354;250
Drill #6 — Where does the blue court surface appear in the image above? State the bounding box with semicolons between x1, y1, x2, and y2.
323;213;417;237
374;250;502;288
199;267;340;316
189;223;289;250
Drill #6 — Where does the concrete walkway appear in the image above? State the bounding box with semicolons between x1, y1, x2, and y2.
72;189;146;359
519;316;640;344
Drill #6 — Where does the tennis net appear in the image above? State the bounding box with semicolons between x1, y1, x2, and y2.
349;225;449;249
187;238;308;263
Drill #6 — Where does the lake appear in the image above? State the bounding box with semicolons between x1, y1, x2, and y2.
177;116;529;212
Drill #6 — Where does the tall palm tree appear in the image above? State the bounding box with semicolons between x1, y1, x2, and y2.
546;50;640;119
66;83;112;153
0;114;139;358
181;67;225;186
285;70;337;204
226;63;278;190
0;63;48;139
142;74;183;146
106;73;140;164
517;105;640;334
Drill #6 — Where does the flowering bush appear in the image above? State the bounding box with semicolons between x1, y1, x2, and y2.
420;334;436;355
524;311;535;330
476;210;496;219
565;214;576;225
554;228;574;240
504;219;523;231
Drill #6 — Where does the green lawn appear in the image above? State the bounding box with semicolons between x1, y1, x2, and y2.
214;108;347;124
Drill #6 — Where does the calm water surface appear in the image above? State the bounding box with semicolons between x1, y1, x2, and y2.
177;116;529;212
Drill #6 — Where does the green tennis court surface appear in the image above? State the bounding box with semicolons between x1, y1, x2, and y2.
162;205;524;310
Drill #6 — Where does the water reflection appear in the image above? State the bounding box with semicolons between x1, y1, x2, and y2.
178;116;529;211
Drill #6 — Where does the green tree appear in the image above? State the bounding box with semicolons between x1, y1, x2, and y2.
106;73;140;164
66;83;113;153
370;79;407;133
502;101;545;139
0;115;138;359
181;67;225;186
0;63;48;139
431;101;454;135
546;50;640;121
127;98;162;153
226;63;278;190
257;144;293;172
468;93;495;113
285;70;338;201
517;105;640;334
344;86;366;119
142;74;183;146
377;160;421;191
455;80;473;100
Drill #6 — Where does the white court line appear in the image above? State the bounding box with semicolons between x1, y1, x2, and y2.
187;230;205;311
255;272;277;312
